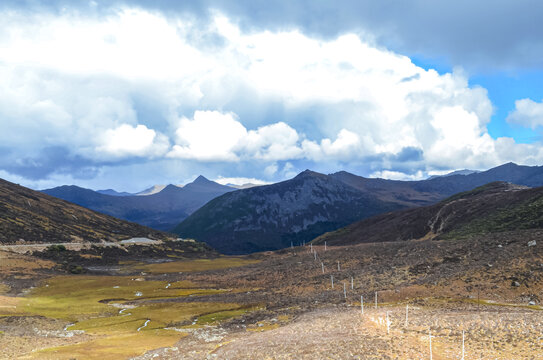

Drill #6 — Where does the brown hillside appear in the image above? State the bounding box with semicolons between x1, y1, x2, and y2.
0;178;172;244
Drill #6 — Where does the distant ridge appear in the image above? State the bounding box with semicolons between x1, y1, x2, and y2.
97;189;134;196
42;176;235;231
135;185;168;196
427;169;480;180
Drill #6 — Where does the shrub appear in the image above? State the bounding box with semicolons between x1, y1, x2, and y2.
46;244;67;252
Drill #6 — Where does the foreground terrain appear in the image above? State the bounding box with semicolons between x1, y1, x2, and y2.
1;228;543;359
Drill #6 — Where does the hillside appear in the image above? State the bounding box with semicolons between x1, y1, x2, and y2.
173;170;404;254
0;178;171;244
313;181;543;245
42;176;235;231
173;163;543;254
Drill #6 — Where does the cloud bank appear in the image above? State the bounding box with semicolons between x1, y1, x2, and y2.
0;6;542;190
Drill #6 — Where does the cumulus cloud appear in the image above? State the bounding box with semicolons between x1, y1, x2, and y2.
242;122;303;161
168;111;246;161
97;124;169;158
0;6;542;187
168;111;305;162
506;98;543;129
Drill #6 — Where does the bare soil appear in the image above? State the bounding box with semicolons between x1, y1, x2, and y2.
2;229;543;359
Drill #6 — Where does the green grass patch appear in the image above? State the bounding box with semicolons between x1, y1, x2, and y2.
71;302;245;334
30;331;184;360
17;276;227;322
131;257;260;274
442;192;543;239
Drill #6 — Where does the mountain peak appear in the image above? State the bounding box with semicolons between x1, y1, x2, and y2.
294;169;326;179
192;175;211;184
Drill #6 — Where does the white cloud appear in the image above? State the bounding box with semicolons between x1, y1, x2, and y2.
168;111;247;161
97;124;169;158
506;98;543;129
214;176;270;186
241;122;304;161
370;170;426;181
303;129;365;161
169;111;305;162
264;163;279;177
0;7;542;185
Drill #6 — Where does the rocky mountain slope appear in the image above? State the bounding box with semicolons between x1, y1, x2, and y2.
173;170;404;254
174;163;543;254
313;181;543;245
0;178;170;244
42;176;235;231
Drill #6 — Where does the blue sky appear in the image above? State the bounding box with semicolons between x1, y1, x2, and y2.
1;0;543;192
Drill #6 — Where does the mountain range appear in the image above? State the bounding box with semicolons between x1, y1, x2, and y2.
42;176;235;231
37;162;543;254
174;162;543;253
0;178;169;244
173;170;407;254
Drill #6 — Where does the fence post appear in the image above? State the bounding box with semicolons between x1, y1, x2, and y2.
386;311;390;334
429;330;433;360
331;275;334;289
375;291;378;309
461;330;465;360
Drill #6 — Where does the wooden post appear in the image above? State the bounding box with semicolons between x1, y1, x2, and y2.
386;311;390;334
429;330;433;360
461;330;465;360
337;261;340;271
375;291;378;309
325;241;327;251
310;243;313;252
314;251;317;261
351;276;354;290
405;304;409;327
321;262;325;273
331;275;334;289
361;295;364;314
343;282;346;299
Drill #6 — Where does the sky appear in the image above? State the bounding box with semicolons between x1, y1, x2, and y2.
1;0;543;192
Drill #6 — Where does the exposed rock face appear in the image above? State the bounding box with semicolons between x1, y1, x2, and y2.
173;170;403;254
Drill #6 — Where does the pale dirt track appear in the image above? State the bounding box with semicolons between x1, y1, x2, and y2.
0;238;160;254
135;304;543;360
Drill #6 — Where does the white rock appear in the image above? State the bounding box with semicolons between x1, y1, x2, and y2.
528;240;537;247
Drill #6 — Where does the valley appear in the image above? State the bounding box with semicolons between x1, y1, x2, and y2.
1;227;543;359
2;165;543;358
